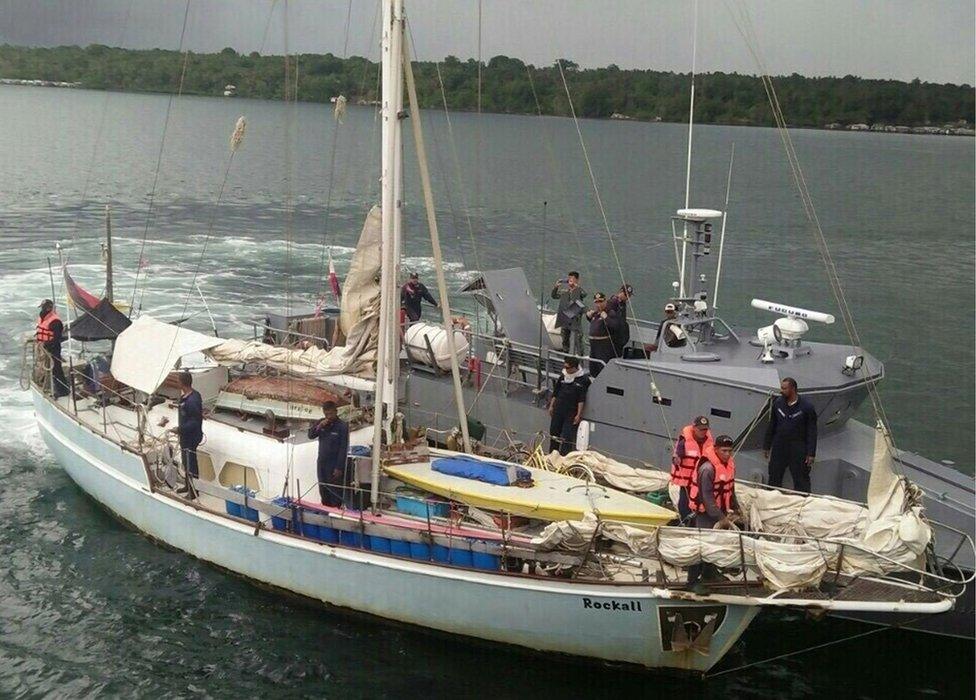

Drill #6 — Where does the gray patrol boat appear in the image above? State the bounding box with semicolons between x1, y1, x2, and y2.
394;208;974;638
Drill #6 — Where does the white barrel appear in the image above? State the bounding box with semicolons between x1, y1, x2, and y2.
403;322;470;371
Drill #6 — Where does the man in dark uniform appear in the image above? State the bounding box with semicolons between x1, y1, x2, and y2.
763;377;818;493
400;272;438;323
606;283;633;356
35;299;69;398
177;371;204;493
585;292;620;378
547;357;590;455
551;271;587;354
308;400;350;507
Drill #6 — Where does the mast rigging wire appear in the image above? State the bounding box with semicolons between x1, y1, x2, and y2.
129;0;192;315
554;58;676;444
723;0;899;457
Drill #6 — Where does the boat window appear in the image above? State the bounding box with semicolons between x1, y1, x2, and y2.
652;396;672;406
606;386;625;396
711;408;732;419
196;451;217;481
218;461;261;492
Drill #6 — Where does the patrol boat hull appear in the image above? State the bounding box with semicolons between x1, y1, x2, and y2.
32;388;760;674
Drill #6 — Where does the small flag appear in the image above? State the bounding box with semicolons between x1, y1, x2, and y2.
63;266;100;313
328;250;342;302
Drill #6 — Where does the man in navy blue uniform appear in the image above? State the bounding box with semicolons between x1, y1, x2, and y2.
547;357;591;456
308;400;350;507
177;371;204;492
763;377;818;493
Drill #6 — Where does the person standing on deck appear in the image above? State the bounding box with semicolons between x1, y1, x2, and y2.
647;302;687;351
763;377;818;493
308;400;350;507
548;357;590;456
177;371;204;493
669;416;714;522
606;283;633;357
35;299;69;398
400;272;438;323
551;271;587;355
686;434;740;589
585;292;620;378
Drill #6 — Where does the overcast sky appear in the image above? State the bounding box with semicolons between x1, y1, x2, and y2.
1;0;973;84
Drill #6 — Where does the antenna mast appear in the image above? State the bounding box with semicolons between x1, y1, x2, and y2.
678;0;699;299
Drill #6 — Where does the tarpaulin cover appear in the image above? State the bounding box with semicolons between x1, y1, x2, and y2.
431;456;530;486
110;315;223;394
68;298;132;341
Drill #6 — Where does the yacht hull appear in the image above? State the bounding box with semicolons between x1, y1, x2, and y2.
32;388;758;674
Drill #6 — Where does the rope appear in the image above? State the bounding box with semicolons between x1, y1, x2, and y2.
315;0;356;294
553;59;676;446
63;0;134;265
129;0;192;314
524;64;584;262
704;612;937;679
723;0;900;460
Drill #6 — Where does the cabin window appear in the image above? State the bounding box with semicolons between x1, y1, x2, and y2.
219;461;261;492
606;387;625;397
196;451;217;481
652;396;672;406
711;408;732;419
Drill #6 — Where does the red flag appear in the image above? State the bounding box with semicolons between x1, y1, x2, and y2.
328;250;342;302
63;266;100;313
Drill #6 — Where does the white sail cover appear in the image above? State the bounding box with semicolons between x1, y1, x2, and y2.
534;427;931;590
110;315;224;394
208;206;382;380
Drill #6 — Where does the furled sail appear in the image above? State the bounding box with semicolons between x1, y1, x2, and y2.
534;426;933;590
207;206;382;379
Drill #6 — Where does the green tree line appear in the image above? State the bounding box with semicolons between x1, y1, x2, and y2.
1;44;972;128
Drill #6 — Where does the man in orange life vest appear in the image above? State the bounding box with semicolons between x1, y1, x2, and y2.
36;299;69;398
686;434;740;589
669;415;713;522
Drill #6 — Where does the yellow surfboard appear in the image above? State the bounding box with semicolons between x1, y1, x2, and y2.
384;455;673;527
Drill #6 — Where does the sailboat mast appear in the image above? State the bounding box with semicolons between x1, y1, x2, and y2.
371;0;405;506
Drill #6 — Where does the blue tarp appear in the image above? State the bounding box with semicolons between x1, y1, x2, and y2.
431;456;531;486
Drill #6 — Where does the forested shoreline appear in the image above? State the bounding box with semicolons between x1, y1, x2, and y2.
1;44;973;129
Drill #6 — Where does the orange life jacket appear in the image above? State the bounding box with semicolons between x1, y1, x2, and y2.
35;310;61;344
670;424;713;487
689;446;736;514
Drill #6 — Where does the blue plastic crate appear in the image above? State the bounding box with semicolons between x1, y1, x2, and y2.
317;527;338;543
395;490;450;519
270;496;290;531
300;521;321;539
339;530;369;548
370;536;392;554
390;540;411;557
408;542;430;560
432;544;450;563
448;548;474;567
472;552;500;571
